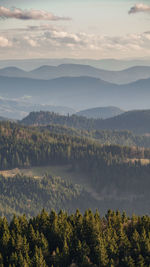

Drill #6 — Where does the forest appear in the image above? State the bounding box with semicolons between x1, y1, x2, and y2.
0;209;149;266
0;120;150;218
39;124;150;148
0;173;98;221
1;120;150;171
21;110;150;134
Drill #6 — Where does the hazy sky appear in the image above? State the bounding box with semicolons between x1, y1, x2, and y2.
0;0;150;59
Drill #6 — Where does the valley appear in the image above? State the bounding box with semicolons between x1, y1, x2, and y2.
1;0;150;265
0;118;150;220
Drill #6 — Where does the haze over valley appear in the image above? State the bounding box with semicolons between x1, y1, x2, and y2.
1;64;150;118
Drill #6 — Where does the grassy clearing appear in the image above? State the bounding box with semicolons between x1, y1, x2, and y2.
0;168;21;178
0;165;85;182
126;158;150;165
0;165;103;201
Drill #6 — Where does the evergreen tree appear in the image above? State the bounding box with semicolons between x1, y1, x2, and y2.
32;246;48;267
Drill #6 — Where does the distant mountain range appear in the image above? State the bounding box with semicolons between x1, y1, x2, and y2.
0;98;75;119
76;106;124;119
0;75;150;110
1;57;150;71
1;64;150;84
0;97;124;120
0;95;124;120
21;109;150;134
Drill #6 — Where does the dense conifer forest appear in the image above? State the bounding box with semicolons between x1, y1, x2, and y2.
0;120;150;217
39;124;150;148
0;174;98;221
0;209;149;266
1;120;150;172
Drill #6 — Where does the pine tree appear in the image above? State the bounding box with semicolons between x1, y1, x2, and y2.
95;239;109;267
109;258;115;267
137;254;145;267
122;256;135;267
59;238;70;267
32;246;48;267
9;252;18;266
0;253;4;267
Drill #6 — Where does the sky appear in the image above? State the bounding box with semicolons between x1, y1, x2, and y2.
0;0;150;59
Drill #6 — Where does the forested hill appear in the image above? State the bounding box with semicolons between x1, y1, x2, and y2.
0;209;149;266
1;121;150;216
38;124;150;148
99;109;150;134
1;120;149;172
0;173;97;221
21;111;96;130
21;110;150;134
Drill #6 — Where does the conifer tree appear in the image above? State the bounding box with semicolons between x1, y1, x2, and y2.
137;254;145;267
32;246;48;267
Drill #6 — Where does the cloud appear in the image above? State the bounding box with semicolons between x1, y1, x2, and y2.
24;37;38;47
0;24;58;34
26;25;57;31
0;6;70;21
1;26;150;58
44;30;85;46
0;36;11;47
128;3;150;14
18;29;150;53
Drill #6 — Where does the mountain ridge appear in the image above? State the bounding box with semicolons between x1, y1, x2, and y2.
20;109;150;134
1;64;150;84
0;75;150;110
76;106;124;119
1;57;150;71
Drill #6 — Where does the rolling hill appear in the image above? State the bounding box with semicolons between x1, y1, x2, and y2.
0;66;27;78
1;120;150;218
0;98;75;119
0;75;150;110
76;106;124;119
0;76;119;110
28;64;150;84
96;109;150;134
1;57;150;70
1;64;150;84
21;110;150;134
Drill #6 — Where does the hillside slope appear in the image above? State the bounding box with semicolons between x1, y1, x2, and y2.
76;106;124;119
1;121;150;216
0;98;75;119
21;110;150;134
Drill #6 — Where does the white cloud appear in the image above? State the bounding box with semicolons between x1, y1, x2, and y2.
0;6;70;21
44;30;85;46
23;30;150;54
128;3;150;14
0;25;150;58
0;36;11;47
24;37;38;47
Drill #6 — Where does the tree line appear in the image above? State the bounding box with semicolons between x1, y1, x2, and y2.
0;209;149;266
0;173;98;221
1;122;150;200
